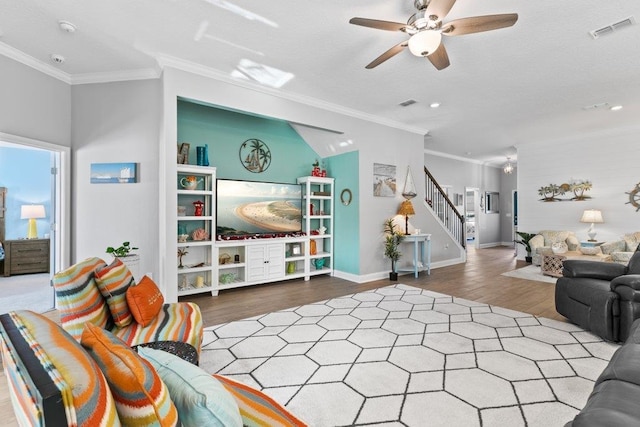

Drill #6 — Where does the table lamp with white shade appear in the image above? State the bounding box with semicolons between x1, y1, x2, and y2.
21;204;46;239
580;209;604;242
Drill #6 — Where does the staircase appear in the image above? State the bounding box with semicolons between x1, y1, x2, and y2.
424;166;466;249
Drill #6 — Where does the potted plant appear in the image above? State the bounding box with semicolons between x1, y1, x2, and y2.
515;232;536;263
106;241;138;258
383;218;404;280
106;241;140;279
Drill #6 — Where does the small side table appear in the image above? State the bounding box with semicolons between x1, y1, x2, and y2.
399;234;432;278
3;238;50;277
541;254;566;278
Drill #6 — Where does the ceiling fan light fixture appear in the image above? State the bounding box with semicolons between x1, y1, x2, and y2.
408;30;441;57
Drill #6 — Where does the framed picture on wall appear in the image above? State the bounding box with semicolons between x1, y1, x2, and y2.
373;163;396;197
90;163;138;184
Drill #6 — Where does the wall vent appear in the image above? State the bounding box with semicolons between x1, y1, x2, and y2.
590;16;635;39
582;102;609;111
399;99;417;107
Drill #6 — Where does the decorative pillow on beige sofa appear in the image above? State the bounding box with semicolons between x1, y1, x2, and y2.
623;233;640;252
580;246;603;256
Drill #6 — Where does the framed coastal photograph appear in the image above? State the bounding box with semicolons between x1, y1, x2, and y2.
373;163;396;197
90;162;138;184
216;179;303;237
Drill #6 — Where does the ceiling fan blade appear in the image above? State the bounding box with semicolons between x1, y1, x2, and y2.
365;41;408;69
349;17;407;32
425;0;457;21
442;13;518;36
427;42;450;70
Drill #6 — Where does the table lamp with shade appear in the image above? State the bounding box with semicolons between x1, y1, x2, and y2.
21;204;46;239
397;200;415;235
580;209;604;242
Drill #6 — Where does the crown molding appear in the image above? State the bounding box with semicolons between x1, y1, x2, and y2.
0;42;161;86
69;67;161;85
156;54;430;137
0;42;71;84
1;44;430;136
424;149;487;166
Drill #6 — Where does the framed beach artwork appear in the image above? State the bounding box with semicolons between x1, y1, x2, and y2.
373;163;396;197
90;162;138;184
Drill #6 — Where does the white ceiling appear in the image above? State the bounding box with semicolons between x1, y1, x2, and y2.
2;0;640;165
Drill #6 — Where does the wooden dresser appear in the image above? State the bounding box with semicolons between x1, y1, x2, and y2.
3;239;50;277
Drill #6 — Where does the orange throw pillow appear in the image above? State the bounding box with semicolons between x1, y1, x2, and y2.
126;275;164;327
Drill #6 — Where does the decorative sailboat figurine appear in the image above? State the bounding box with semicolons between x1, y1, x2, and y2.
401;166;417;200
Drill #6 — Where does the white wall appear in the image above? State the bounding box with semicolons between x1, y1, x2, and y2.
0;56;71;146
71;79;161;277
516;128;640;258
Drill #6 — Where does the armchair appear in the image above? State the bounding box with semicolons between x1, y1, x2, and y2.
555;249;640;342
601;232;640;264
530;230;580;265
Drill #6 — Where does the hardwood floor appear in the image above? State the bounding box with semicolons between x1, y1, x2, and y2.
182;245;565;327
0;245;565;424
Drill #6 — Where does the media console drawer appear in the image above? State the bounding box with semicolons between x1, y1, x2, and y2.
3;239;50;277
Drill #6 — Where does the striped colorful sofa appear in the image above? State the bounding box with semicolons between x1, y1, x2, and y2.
0;310;307;426
52;257;203;356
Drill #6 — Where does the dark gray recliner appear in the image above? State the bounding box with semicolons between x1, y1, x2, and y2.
555;249;640;342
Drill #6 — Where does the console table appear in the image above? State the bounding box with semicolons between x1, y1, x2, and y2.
399;234;432;278
3;239;50;277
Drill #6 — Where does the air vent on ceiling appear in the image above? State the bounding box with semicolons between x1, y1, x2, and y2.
582;102;609;111
399;99;417;107
590;16;635;39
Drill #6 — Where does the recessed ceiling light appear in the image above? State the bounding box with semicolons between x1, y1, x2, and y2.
430;102;440;108
58;20;76;33
610;105;623;111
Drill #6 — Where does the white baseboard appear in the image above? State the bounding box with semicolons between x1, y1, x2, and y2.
333;256;466;284
478;242;503;249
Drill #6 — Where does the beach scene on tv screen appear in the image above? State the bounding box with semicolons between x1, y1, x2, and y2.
217;180;302;236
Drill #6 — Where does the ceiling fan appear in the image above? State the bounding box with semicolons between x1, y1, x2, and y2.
349;0;518;70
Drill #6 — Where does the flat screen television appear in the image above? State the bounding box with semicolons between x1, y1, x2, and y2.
216;179;303;238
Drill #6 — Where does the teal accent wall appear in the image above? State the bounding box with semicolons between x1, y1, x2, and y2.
178;99;362;275
0;146;52;239
327;151;359;274
177;100;319;181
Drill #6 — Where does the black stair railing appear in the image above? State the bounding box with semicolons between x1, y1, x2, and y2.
424;166;465;248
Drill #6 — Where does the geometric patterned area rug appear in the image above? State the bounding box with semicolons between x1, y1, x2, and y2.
501;265;558;284
200;284;619;427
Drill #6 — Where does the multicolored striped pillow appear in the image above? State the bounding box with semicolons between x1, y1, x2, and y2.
52;257;113;341
1;310;119;426
95;258;135;328
139;347;242;427
81;322;178;426
214;374;307;427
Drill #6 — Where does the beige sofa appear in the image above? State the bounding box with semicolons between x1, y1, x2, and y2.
530;230;580;265
601;232;640;264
